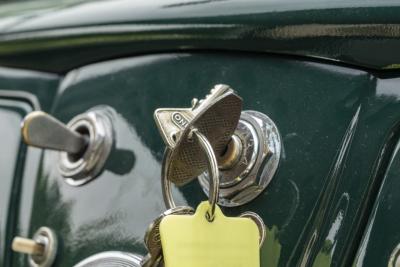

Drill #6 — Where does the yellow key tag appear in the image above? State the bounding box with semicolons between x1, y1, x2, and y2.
160;201;260;267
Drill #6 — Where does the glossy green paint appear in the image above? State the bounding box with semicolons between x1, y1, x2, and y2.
1;0;400;72
0;1;400;265
0;67;59;266
0;101;31;267
353;139;400;267
0;66;59;112
11;52;400;266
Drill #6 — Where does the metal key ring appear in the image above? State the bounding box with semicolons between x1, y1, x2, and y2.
162;128;219;222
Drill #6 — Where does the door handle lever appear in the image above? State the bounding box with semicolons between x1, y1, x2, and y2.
21;111;88;155
21;107;114;186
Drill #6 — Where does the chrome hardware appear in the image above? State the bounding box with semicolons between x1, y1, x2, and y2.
154;84;242;186
12;227;57;267
218;134;243;170
199;110;281;207
59;107;114;186
73;251;143;267
162;129;221;221
21;106;114;186
155;85;281;207
389;243;400;267
21;111;88;155
239;211;266;247
156;91;266;258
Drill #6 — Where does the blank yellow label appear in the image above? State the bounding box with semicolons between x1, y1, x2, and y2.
160;201;260;267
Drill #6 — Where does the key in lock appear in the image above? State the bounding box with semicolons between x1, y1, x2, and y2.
154;84;282;207
154;84;242;186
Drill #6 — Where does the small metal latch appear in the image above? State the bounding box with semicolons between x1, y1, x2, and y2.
22;111;88;155
12;227;57;267
21;106;114;186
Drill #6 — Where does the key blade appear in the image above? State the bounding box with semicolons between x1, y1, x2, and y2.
153;108;194;148
192;84;232;113
21;111;87;154
168;88;243;185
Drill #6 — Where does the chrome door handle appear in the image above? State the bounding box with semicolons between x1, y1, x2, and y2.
21;107;115;186
21;111;88;155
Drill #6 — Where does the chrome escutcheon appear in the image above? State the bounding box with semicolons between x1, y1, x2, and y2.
198;110;281;207
59;106;114;186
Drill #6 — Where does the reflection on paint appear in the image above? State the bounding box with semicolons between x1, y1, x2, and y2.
376;78;400;101
296;106;360;267
312;210;344;267
352;140;400;267
261;225;282;267
312;192;349;266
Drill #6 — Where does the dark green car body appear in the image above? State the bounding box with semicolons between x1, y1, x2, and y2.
0;0;400;266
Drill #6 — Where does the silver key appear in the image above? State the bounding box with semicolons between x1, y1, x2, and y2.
142;206;194;266
239;211;266;247
154;84;242;186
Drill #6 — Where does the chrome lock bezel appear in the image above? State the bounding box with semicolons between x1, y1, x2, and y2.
28;227;57;267
198;110;282;207
59;106;114;186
